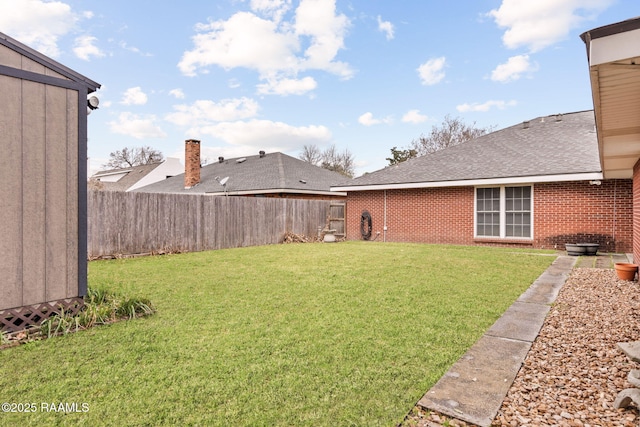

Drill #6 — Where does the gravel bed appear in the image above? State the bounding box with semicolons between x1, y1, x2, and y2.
402;267;640;427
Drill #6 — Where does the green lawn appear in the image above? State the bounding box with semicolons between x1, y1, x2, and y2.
0;242;554;426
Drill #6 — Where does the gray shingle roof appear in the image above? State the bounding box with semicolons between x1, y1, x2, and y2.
134;152;351;195
91;162;163;192
340;110;601;189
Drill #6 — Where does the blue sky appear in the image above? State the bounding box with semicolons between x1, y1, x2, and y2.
1;1;637;176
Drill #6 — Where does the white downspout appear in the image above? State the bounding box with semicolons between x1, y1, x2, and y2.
383;189;387;242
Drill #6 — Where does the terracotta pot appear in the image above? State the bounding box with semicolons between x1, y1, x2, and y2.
615;263;639;281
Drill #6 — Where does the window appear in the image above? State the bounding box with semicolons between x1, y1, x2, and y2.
475;185;532;239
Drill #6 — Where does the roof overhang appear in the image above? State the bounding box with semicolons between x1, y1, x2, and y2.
205;189;347;197
331;172;604;192
581;17;640;179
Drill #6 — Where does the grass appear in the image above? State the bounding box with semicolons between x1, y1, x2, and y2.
0;242;554;426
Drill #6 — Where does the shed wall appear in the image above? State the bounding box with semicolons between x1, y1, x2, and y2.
0;73;80;310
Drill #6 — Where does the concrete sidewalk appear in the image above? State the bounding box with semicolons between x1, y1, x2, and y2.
417;255;577;427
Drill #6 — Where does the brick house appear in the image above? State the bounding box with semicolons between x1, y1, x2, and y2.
581;17;640;262
136;140;349;200
332;110;633;252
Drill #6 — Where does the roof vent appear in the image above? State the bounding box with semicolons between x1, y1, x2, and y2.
218;156;224;163
299;179;307;184
259;150;266;158
523;121;530;129
236;158;246;164
555;114;563;122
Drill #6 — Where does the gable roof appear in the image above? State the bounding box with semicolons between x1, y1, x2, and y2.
0;31;100;92
91;157;184;192
333;110;603;192
92;162;165;192
134;152;351;196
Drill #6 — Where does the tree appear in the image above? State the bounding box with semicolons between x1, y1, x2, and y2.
299;144;355;178
103;146;164;169
299;144;323;166
386;146;417;166
410;115;496;156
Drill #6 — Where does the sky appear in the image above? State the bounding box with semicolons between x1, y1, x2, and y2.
1;0;637;176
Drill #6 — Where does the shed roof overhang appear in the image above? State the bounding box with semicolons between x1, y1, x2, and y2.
581;17;640;179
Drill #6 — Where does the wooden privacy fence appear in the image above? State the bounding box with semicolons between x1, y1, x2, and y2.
87;191;338;258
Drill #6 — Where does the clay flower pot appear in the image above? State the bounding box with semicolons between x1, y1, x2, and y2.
615;263;639;281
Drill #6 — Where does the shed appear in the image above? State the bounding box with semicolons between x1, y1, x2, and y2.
0;32;100;331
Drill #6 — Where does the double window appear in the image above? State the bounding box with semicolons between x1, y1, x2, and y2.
475;185;532;239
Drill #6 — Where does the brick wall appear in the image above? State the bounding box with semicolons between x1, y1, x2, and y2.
184;139;200;189
344;179;633;252
633;161;640;261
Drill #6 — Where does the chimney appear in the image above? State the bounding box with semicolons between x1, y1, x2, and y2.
184;139;201;189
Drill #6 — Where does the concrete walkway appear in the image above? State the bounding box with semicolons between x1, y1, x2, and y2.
417;253;632;427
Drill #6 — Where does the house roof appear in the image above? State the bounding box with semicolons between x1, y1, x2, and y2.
334;110;602;192
92;162;165;192
580;17;640;179
134;151;351;196
0;31;100;92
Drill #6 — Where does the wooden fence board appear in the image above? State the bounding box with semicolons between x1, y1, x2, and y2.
87;192;331;257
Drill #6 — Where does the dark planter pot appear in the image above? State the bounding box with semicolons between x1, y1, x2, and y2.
579;243;599;256
565;243;599;256
615;263;639;281
565;243;586;256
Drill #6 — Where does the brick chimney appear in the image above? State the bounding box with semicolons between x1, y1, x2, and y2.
184;139;201;189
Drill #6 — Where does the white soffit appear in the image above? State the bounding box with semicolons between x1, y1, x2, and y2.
590;28;640;66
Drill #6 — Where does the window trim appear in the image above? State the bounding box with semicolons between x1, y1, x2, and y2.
474;184;534;240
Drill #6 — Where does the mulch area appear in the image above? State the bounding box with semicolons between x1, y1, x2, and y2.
402;267;640;427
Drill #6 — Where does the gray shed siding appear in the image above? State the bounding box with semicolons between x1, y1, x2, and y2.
0;39;96;312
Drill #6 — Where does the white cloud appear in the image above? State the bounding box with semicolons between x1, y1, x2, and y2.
108;112;167;139
178;0;352;93
417;57;446;86
73;35;105;61
456;100;517;112
193;119;332;151
402;110;428;124
491;54;538;82
0;0;79;57
121;87;148;106
377;15;394;40
250;0;292;22
169;89;185;99
165;98;260;127
488;0;613;52
256;76;317;95
358;112;393;126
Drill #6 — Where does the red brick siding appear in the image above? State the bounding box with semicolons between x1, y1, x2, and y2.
534;180;632;252
345;180;632;252
633;160;640;261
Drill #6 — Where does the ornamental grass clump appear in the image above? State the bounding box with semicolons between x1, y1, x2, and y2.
39;288;154;338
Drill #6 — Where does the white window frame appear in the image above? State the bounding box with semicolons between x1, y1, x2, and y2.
474;184;534;240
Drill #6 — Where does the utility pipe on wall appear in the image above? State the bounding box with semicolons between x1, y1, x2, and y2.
383;189;387;242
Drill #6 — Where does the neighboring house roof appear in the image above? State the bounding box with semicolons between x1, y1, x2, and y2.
91;157;183;192
333;110;603;192
134;152;351;196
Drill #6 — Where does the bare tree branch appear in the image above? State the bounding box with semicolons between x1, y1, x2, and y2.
103;146;164;169
410;115;496;156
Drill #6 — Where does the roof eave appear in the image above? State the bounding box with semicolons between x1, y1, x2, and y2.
331;172;604;192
